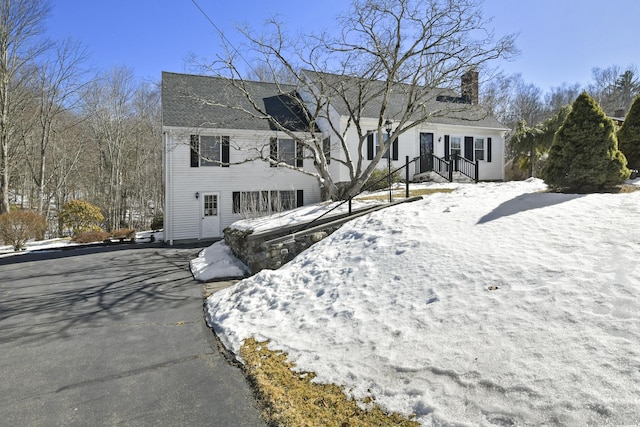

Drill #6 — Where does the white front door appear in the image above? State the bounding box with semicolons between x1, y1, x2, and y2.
200;193;220;239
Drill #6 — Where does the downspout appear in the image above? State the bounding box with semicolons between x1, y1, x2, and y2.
501;130;507;181
164;130;173;245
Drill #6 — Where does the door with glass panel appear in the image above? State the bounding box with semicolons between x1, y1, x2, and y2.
419;132;434;173
201;193;220;238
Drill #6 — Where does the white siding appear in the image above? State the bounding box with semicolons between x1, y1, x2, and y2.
328;120;506;182
164;127;321;242
165;119;506;243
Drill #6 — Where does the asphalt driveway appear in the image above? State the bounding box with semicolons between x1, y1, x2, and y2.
0;243;265;426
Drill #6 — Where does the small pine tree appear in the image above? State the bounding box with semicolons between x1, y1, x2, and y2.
541;92;630;192
59;199;105;237
617;94;640;170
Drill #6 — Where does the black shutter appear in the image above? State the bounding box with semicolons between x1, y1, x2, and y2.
323;137;331;164
444;135;450;161
296;190;304;207
296;142;304;167
190;135;199;167
392;137;399;161
367;134;374;160
270;137;277;167
487;137;492;163
222;136;230;167
464;136;474;161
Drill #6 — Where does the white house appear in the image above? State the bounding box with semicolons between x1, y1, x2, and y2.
298;69;508;184
162;73;322;243
162;71;508;243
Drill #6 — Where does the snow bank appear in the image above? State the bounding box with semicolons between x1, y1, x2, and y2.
206;179;640;426
190;241;250;281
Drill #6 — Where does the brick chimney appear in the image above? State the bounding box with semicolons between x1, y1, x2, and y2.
461;69;479;105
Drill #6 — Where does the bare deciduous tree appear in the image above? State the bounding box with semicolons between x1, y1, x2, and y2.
587;65;640;114
199;0;516;200
545;83;581;116
0;0;52;213
481;73;545;130
79;69;162;231
81;67;137;230
22;38;90;214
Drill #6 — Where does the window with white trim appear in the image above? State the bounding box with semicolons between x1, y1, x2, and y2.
375;133;389;159
232;190;303;215
475;138;485;161
451;137;462;158
270;138;302;167
190;135;229;167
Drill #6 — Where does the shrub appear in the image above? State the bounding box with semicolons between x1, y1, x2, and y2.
364;168;402;192
110;228;136;239
542;92;630;192
60;199;104;237
618;94;640;170
150;212;163;230
0;210;47;251
72;230;110;244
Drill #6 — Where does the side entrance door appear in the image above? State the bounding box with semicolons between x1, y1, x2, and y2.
419;132;434;173
200;193;221;239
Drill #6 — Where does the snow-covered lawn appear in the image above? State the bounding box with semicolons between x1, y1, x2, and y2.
205;179;640;426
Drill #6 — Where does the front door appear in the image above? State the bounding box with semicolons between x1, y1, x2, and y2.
201;193;220;239
419;132;434;173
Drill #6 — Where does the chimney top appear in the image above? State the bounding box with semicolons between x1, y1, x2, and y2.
461;70;479;105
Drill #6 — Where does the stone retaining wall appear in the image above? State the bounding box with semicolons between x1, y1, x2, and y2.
225;197;423;274
224;224;342;274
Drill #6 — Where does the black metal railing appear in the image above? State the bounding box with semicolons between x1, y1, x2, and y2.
454;154;479;182
288;156;421;236
284;153;478;237
431;154;451;181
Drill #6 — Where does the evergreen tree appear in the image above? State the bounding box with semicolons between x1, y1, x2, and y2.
617;94;640;170
510;105;572;178
541;92;630;192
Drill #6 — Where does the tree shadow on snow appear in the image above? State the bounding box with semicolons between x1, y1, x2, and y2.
477;192;585;224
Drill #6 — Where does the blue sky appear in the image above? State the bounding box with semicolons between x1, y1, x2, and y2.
45;0;640;92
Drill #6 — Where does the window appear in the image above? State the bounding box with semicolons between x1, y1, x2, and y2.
451;137;462;158
376;133;389;159
271;190;301;211
232;191;269;214
270;138;303;167
280;191;296;211
475;138;485;161
203;194;218;216
233;190;303;215
200;136;220;166
280;139;295;165
323;137;331;164
190;135;230;167
367;132;399;161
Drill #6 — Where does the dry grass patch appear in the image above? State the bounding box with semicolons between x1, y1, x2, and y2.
356;187;455;201
617;184;640;193
240;337;418;427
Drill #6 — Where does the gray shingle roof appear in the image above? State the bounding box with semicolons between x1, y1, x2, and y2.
301;70;508;130
162;71;508;132
161;72;310;131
